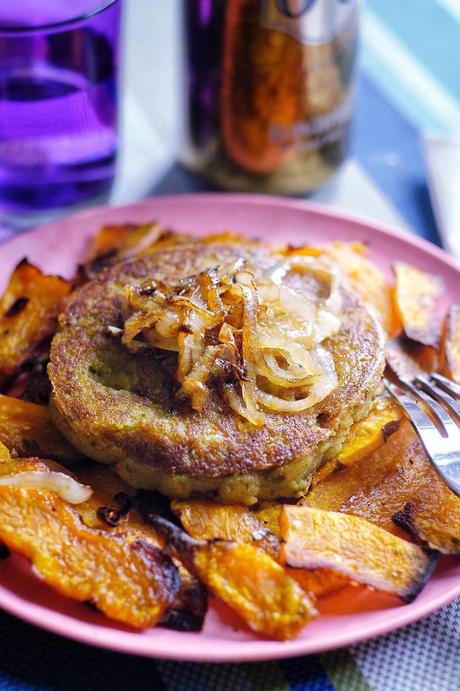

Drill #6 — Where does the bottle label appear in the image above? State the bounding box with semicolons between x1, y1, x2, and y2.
268;92;354;153
260;0;359;45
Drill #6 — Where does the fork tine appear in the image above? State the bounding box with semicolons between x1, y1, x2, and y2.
430;372;460;400
415;374;460;421
401;379;458;437
384;380;442;448
384;378;460;497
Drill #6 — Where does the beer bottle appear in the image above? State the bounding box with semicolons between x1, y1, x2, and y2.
181;0;360;194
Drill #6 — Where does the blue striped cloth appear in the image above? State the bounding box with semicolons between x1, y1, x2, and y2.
0;1;459;689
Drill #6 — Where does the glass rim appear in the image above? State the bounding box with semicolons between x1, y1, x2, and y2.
0;0;120;35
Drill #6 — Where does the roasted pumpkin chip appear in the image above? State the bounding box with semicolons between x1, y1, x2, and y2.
172;499;280;559
280;245;323;259
150;515;316;640
310;458;342;488
65;462;136;531
159;564;208;632
84;222;163;264
0;441;10;461
307;421;460;553
285;567;349;598
172;500;348;598
252;503;282;537
0;394;83;462
9;349;51;404
385;338;425;380
311;397;403;487
0;260;71;387
392;495;460;556
393;262;443;346
307;422;417;521
339;396;403;466
410;343;439;372
385;337;440;381
80;223;194;281
440;304;460;383
67;466;208;631
64;465;208;632
0;459;179;628
322;242;400;337
280;505;436;602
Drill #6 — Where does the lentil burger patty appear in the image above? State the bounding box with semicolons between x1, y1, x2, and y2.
49;235;385;504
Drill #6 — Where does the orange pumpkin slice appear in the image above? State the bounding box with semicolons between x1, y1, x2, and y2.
280;505;436;602
150;515;316;640
307;421;460;554
440;304;460;383
0;459;178;628
172;499;280;559
0;260;71;388
0;394;83;462
393;262;443;346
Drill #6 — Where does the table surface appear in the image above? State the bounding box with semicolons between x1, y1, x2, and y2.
1;1;459;689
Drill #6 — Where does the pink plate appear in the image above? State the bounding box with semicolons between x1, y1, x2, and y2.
0;193;459;662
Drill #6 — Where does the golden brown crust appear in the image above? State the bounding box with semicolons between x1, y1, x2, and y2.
49;237;384;479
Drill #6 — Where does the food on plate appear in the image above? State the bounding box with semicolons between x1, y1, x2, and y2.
311;394;403;485
307;420;460;554
0;394;83;462
0;220;458;641
385;339;424;380
150;514;317;640
280;505;436;601
172;496;436;602
252;502;283;537
385;337;440;380
0;260;71;389
84;222;164;264
49;234;385;505
172;499;281;559
392;262;443;347
0;441;10;461
65;463;208;631
440;304;460;383
320;242;401;337
172;498;348;598
0;458;179;628
337;395;402;465
78;222;194;281
286;566;349;598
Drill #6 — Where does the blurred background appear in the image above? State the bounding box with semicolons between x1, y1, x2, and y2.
115;0;458;250
1;1;457;253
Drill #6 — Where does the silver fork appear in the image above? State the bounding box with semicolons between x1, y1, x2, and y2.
384;373;460;497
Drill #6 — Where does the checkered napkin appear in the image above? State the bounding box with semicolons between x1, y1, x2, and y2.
0;599;457;690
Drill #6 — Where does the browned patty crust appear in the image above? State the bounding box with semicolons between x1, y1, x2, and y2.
49;236;384;489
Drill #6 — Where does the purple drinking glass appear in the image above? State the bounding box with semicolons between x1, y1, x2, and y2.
0;0;121;231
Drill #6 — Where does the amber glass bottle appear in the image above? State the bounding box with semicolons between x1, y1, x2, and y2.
181;0;360;194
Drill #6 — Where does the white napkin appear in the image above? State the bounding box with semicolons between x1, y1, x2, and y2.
423;134;460;261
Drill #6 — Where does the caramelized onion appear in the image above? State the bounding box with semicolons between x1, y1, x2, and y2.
0;471;93;504
270;256;342;315
120;257;342;424
240;285;266;426
178;343;238;410
257;347;338;413
223;382;265;427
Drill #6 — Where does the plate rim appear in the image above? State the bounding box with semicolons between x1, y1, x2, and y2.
1;192;459;662
4;192;460;275
0;570;459;662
